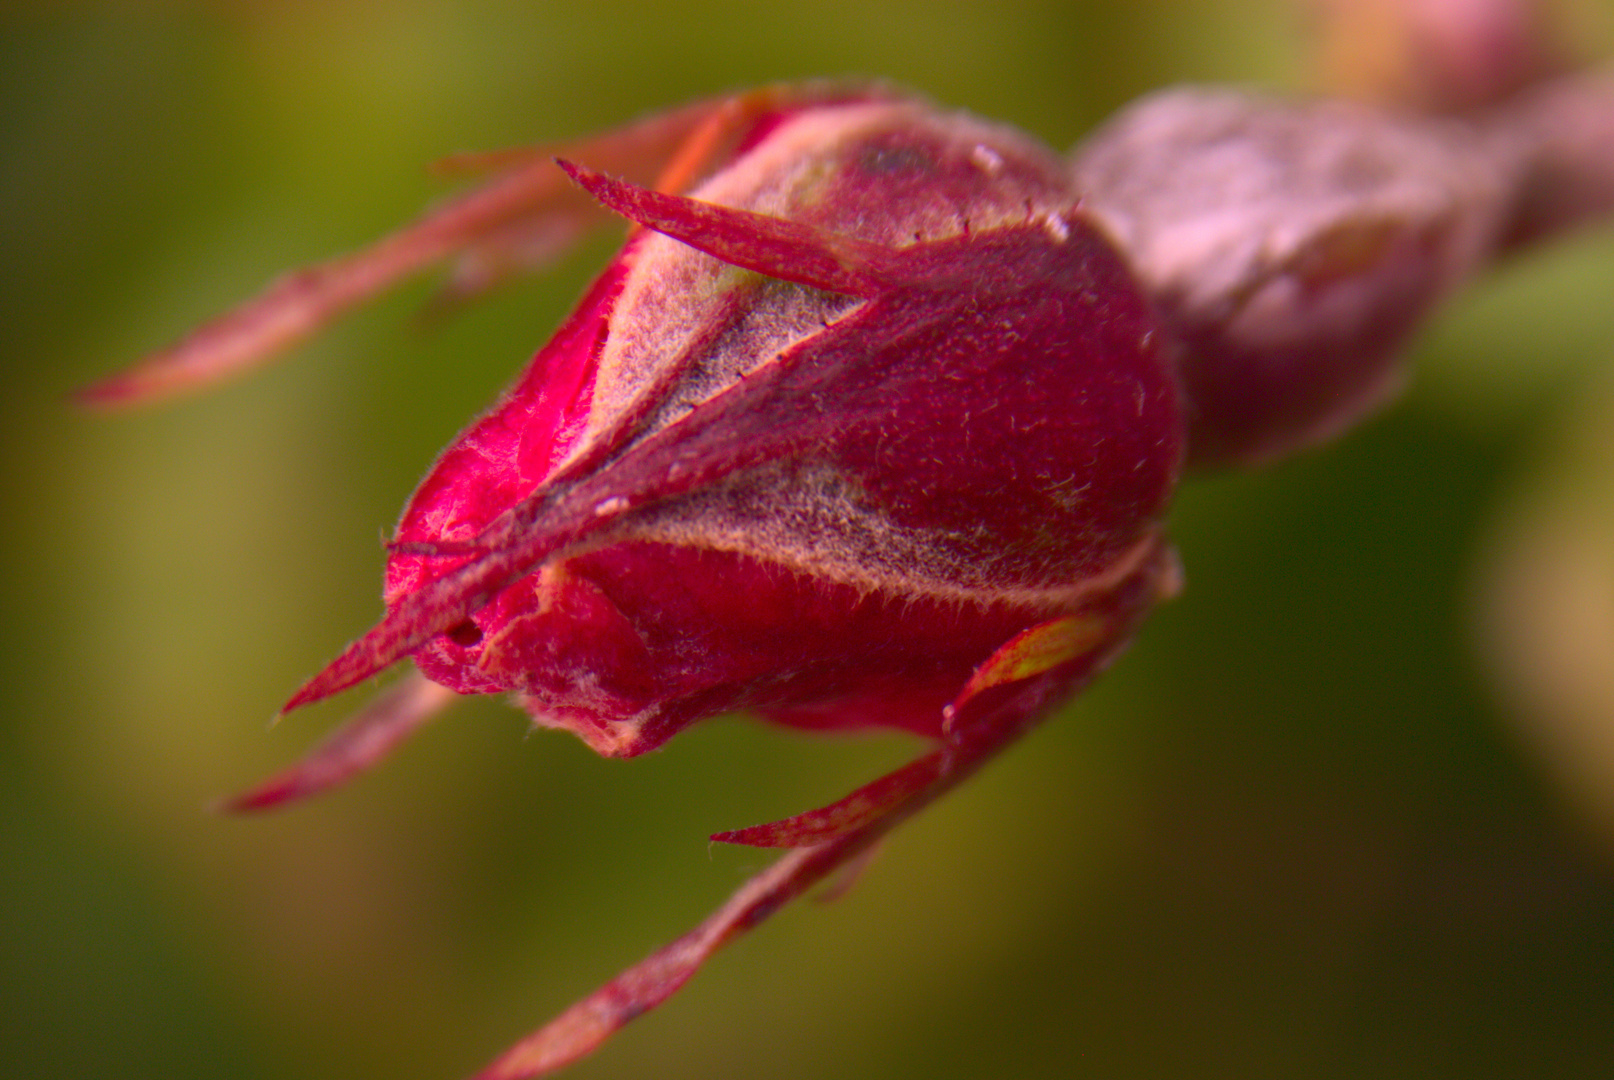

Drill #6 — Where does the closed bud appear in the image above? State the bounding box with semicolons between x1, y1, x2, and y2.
366;93;1185;757
1073;86;1517;466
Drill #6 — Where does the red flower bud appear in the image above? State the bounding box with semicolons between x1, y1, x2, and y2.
358;97;1185;760
178;87;1185;1072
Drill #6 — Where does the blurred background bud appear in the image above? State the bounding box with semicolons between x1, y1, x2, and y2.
1310;0;1606;109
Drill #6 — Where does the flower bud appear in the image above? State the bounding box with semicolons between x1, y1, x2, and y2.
1072;86;1517;466
362;95;1185;758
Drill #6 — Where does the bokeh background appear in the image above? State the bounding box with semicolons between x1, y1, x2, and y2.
5;2;1614;1078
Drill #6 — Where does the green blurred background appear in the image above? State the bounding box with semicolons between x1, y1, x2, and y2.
5;2;1614;1078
